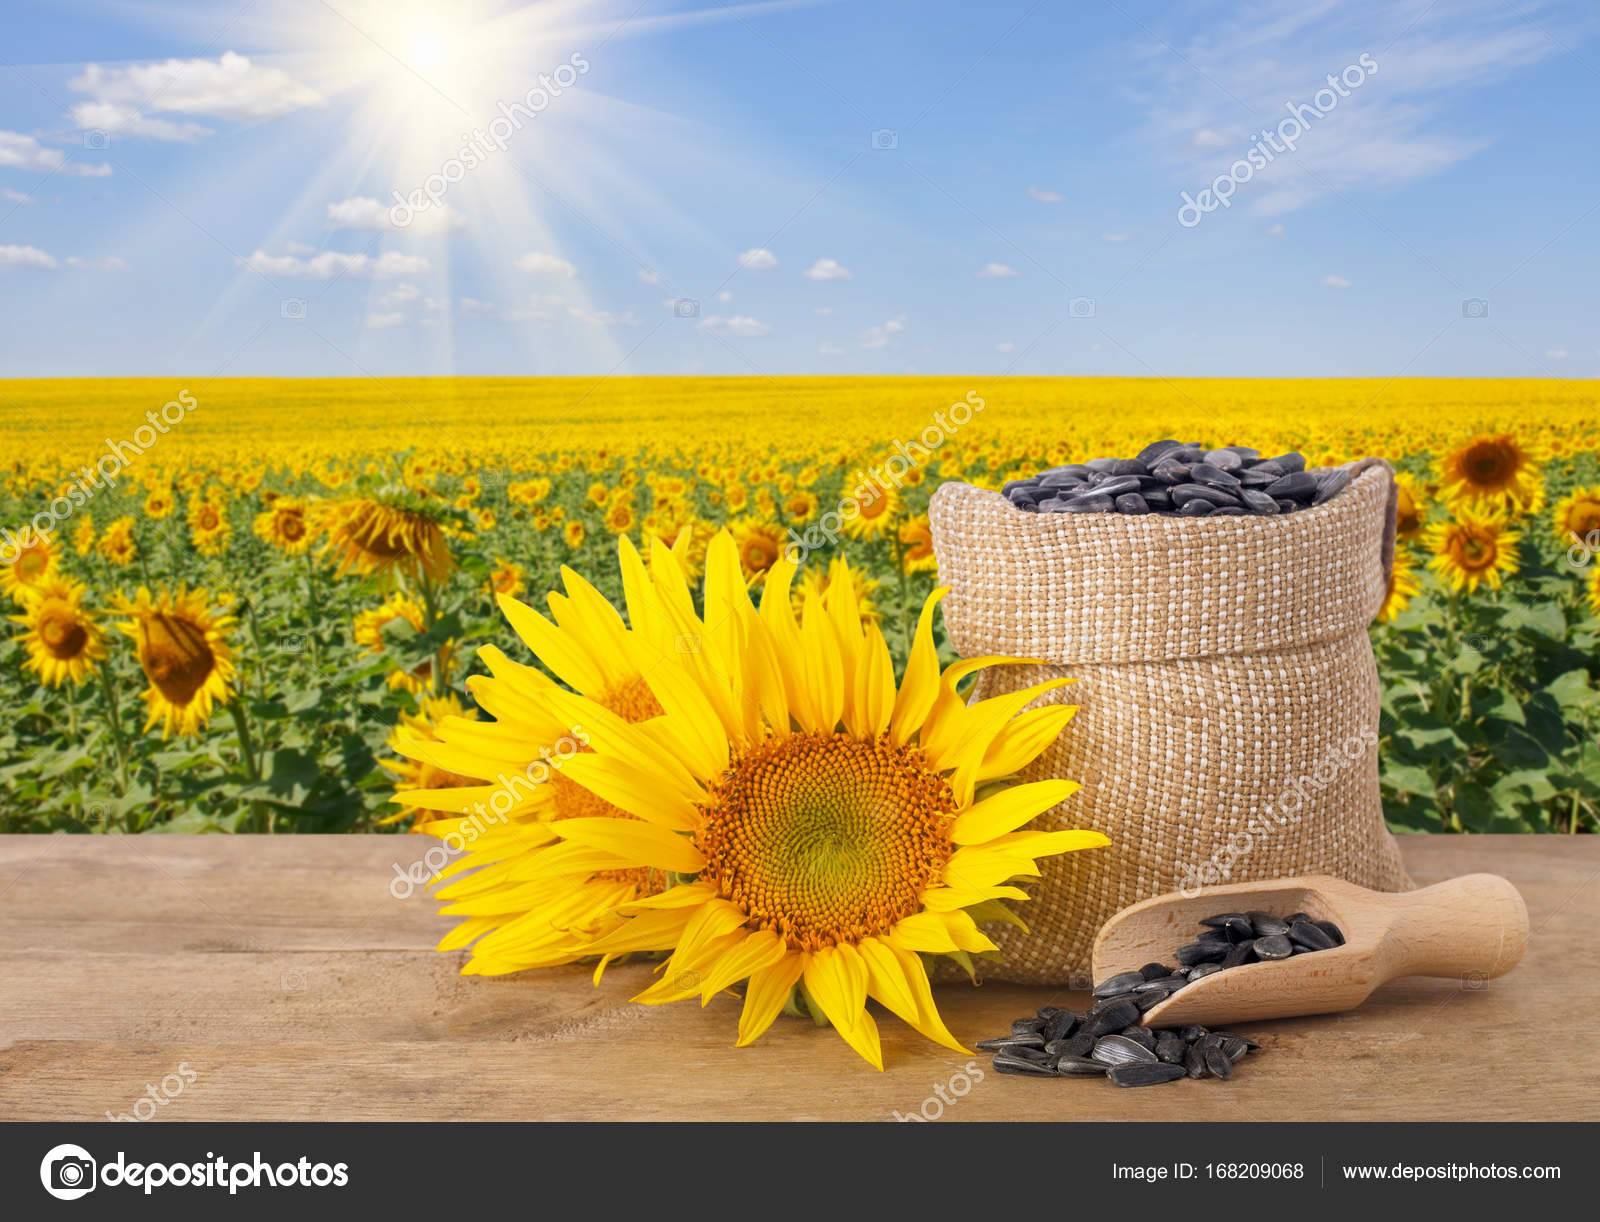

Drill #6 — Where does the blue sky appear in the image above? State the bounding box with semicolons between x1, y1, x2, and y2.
1;0;1596;377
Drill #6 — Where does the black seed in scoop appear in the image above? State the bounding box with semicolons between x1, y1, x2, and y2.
1094;970;1148;998
1253;933;1294;960
1084;999;1141;1036
1287;919;1336;950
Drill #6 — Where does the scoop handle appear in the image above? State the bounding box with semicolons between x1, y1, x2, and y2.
1375;873;1528;981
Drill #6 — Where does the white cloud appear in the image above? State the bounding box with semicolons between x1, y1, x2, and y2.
283;241;317;255
69;52;322;122
2;187;33;203
0;130;111;177
0;244;57;270
812;306;833;316
1265;223;1286;236
65;255;128;270
1191;128;1227;150
995;341;1016;352
514;251;578;278
68;101;210;143
327;195;462;233
636;268;661;284
697;314;771;337
239;249;430;279
818;342;847;355
1139;0;1566;216
1545;348;1568;359
977;261;1019;278
1027;186;1063;203
738;247;778;270
803;257;852;281
1321;274;1351;288
1101;233;1130;243
377;282;421;309
365;311;405;328
860;315;907;348
715;290;733;302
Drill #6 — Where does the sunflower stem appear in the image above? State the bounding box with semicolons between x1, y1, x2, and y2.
890;532;912;651
94;664;130;794
228;697;262;784
301;551;322;669
418;573;446;697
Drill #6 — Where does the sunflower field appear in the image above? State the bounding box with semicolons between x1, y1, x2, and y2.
2;376;1597;836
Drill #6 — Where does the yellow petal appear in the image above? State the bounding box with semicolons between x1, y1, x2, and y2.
802;946;882;1070
697;929;788;1003
889;588;947;745
950;779;1081;844
548;816;705;874
736;952;806;1046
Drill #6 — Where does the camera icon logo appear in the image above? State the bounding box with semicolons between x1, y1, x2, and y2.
281;298;308;320
83;130;110;150
1068;296;1096;318
41;1143;97;1200
672;298;699;318
1461;298;1489;319
870;128;898;151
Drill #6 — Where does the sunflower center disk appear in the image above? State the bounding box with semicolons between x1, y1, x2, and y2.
140;613;216;704
698;733;956;951
40;608;87;658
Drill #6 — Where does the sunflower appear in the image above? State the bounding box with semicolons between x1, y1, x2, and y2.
1588;567;1600;619
353;593;454;695
1377;545;1421;624
143;488;175;520
186;496;232;556
488;558;526;599
1436;433;1544;515
98;517;138;567
474;508;496;531
114;585;237;737
1552;484;1600;549
380;695;486;831
603;499;636;535
1425;506;1521;594
783;490;819;523
72;514;96;557
400;533;1107;1067
1;531;57;603
842;479;900;540
253;497;314;554
11;575;106;686
795;557;880;625
898;516;938;573
730;517;786;579
317;492;454;585
1392;471;1427;540
564;520;586;549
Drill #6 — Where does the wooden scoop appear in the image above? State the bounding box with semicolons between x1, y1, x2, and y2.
1092;874;1528;1028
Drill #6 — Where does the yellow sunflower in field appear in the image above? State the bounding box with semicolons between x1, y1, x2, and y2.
1425;507;1521;594
730;517;786;579
2;531;57;603
487;558;526;599
898;516;938;573
98;516;137;567
399;533;1106;1067
253;497;314;555
842;479;900;541
318;492;454;585
1392;471;1428;540
143;488;175;520
1377;545;1421;624
72;515;96;557
11;575;106;686
564;520;586;549
783;489;819;523
353;593;454;695
114;585;237;737
1436;433;1544;515
1552;485;1600;549
187;496;232;556
603;499;636;535
508;478;550;506
380;695;485;831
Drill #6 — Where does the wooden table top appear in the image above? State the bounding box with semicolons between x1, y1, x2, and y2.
1;834;1593;1122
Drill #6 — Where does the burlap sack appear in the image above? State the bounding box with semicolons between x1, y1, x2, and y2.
928;458;1410;985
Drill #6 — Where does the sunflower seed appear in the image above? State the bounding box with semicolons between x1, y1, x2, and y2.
1094;970;1149;998
1186;961;1223;982
1199;912;1248;929
1109;1062;1187;1088
993;1052;1060;1077
1248;911;1289;937
1047;1032;1095;1059
1139;961;1173;980
1287;918;1336;950
1175;940;1228;966
1253;933;1294;960
1114;493;1151;515
977;1033;1046;1051
1221;940;1257;969
1093;1034;1158;1065
1083;999;1140;1036
1203;448;1245;470
1056;1056;1110;1077
1314;467;1352;503
1043;1008;1080;1042
1155;1033;1187;1064
1118;1025;1159;1051
1203;1045;1234;1080
1184;1042;1209;1079
1314;918;1346;945
1011;1017;1046;1035
1265;471;1318;501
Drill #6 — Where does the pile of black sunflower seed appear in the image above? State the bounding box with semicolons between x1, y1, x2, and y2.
1001;440;1353;517
978;910;1345;1087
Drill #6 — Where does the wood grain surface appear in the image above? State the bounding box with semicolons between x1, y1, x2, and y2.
1;834;1594;1121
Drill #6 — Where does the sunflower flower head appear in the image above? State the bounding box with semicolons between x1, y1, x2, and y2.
1436;432;1544;516
398;532;1107;1068
1377;544;1421;624
10;575;106;687
114;584;237;737
1424;505;1521;594
1552;484;1600;550
1;531;58;603
253;496;315;555
317;489;456;585
380;695;485;831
